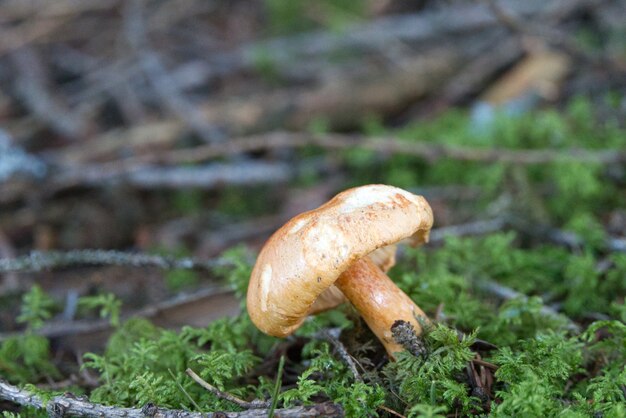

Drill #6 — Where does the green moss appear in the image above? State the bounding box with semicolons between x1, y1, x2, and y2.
5;99;626;416
264;0;366;36
384;325;479;415
17;285;57;331
0;334;60;385
344;97;626;225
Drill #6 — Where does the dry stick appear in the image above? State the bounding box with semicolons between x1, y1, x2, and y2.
319;329;363;382
123;0;223;143
52;161;293;191
227;0;595;72
0;378;342;418
487;0;625;71
0;227;19;293
475;279;581;333
429;218;508;243
543;227;626;253
0;14;73;57
473;358;499;371
10;48;86;138
439;36;523;105
0;249;228;274
135;132;626;166
186;368;270;409
378;404;407;418
0;286;237;343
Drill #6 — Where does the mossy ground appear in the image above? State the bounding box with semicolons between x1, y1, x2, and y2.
2;99;626;417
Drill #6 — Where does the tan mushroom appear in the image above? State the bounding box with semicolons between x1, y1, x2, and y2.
307;244;397;315
246;184;433;357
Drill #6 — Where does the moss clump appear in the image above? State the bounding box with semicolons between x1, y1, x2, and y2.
3;99;626;417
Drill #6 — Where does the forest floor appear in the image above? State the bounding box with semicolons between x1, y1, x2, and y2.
1;1;626;417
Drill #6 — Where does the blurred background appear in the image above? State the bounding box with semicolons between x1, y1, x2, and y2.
0;0;625;345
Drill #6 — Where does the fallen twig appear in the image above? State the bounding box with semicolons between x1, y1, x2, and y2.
124;132;626;167
10;48;87;138
509;217;626;253
476;279;581;333
0;286;239;346
0;227;19;293
429;219;509;243
186;368;270;409
319;329;363;382
0;249;228;274
124;0;223;143
487;0;625;71
378;405;407;418
226;0;596;72
54;161;293;191
0;378;343;418
542;227;626;253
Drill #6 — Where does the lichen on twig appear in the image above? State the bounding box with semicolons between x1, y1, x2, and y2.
0;249;229;274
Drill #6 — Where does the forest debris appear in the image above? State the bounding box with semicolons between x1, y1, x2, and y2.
91;162;291;190
487;0;624;71
466;353;495;406
0;286;240;350
43;47;463;164
475;280;580;333
390;320;427;357
53;161;293;191
142;132;626;166
481;50;571;105
0;249;227;274
186;368;270;409
10;48;88;139
53;121;182;164
0;228;18;293
123;0;224;144
439;37;524;106
231;0;596;72
0;378;343;418
429;219;508;243
0;129;47;182
319;329;363;382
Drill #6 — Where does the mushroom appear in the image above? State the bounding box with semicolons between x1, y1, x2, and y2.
246;184;434;357
307;244;398;315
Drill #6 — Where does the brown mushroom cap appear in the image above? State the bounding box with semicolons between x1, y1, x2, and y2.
246;184;433;337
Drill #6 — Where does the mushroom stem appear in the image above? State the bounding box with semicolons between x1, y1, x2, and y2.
335;257;428;359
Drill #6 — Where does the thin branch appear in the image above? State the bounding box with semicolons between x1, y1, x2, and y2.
0;226;19;293
542;227;626;253
319;329;363;382
185;368;270;409
509;217;626;253
123;0;224;143
487;0;625;71
475;279;581;333
0;378;342;418
226;0;598;72
0;249;228;274
472;358;499;370
127;132;626;167
378;405;407;418
10;48;87;138
0;286;239;343
54;161;293;191
429;218;508;243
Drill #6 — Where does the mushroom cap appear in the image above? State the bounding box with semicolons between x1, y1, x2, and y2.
246;184;434;337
